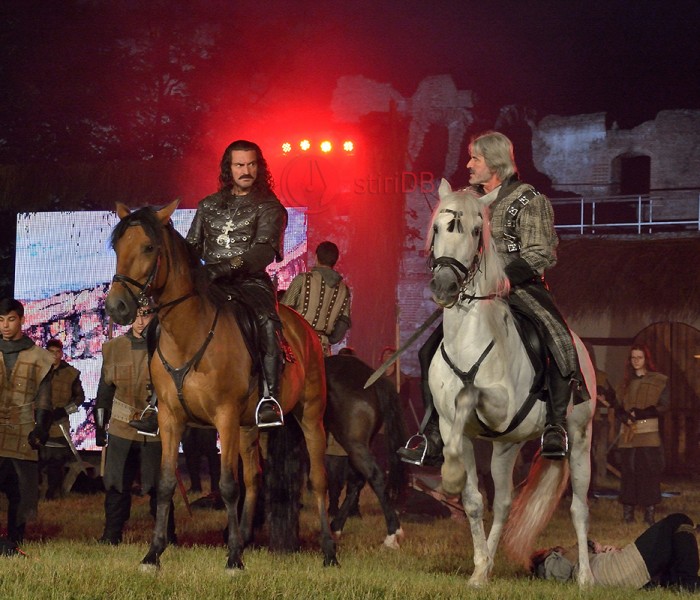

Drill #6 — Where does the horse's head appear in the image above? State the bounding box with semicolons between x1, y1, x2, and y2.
105;199;179;325
428;179;487;308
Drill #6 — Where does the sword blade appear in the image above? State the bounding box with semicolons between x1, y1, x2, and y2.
364;307;442;388
58;422;88;474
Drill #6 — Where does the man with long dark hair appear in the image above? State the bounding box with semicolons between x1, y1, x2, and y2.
128;140;287;431
188;140;288;427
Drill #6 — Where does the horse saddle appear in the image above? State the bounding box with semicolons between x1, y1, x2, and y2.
509;304;547;399
211;284;295;368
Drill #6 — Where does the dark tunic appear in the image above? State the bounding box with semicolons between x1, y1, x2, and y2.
186;188;287;320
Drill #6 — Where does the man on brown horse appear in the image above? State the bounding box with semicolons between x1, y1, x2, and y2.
130;140;288;430
281;241;351;356
399;131;582;466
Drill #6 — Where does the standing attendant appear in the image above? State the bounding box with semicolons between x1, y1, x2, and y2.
0;298;54;544
281;241;351;356
40;338;85;499
616;343;669;526
94;307;175;545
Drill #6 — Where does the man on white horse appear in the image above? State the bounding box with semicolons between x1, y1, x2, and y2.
400;131;582;465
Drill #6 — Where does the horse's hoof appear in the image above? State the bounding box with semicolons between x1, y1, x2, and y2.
323;556;340;567
332;530;342;538
441;459;466;495
383;534;400;550
139;563;159;573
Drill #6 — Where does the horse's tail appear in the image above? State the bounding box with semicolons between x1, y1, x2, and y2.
501;450;570;567
374;377;409;503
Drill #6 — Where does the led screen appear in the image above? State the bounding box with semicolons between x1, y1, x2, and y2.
14;208;307;450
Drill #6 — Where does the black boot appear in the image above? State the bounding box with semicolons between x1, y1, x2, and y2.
397;410;444;467
128;405;159;435
623;504;635;523
541;364;570;460
256;320;283;428
398;336;444;467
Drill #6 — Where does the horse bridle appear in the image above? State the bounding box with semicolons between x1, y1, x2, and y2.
430;208;487;303
111;221;193;316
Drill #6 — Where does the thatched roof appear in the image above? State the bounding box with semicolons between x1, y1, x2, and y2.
547;235;700;321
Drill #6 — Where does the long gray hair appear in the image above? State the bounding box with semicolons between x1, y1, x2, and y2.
470;131;517;181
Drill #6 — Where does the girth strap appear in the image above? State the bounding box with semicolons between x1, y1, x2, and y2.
156;309;220;426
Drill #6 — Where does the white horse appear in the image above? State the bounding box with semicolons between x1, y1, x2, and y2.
428;179;596;587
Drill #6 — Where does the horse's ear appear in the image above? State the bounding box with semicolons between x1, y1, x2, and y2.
156;199;180;224
116;202;131;220
438;178;453;198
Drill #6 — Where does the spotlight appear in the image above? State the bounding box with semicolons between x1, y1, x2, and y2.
343;140;354;152
282;142;292;154
300;139;311;151
320;140;332;153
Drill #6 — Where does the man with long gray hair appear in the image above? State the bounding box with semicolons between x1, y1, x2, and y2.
400;131;583;465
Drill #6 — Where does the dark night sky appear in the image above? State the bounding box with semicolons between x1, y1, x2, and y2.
1;0;699;163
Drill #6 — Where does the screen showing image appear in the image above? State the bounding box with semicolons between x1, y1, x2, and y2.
14;208;307;450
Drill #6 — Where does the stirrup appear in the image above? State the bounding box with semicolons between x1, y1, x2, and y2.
397;433;428;466
130;406;159;437
255;397;284;428
540;424;568;459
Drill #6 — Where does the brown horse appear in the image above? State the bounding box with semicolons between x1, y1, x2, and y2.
105;200;336;571
325;354;408;548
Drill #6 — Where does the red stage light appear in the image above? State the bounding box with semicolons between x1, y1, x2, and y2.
299;139;311;151
320;140;332;153
281;142;292;153
343;140;354;152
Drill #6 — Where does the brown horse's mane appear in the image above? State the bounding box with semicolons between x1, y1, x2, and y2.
111;205;210;298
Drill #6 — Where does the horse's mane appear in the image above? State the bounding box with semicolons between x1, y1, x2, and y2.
111;205;210;297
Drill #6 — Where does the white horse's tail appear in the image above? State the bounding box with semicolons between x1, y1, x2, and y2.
502;451;570;567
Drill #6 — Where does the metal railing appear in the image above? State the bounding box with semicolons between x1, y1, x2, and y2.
552;190;700;235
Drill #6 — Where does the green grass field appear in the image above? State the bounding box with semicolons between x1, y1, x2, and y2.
1;470;698;599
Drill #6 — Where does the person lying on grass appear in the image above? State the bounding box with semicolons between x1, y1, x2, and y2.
530;513;700;590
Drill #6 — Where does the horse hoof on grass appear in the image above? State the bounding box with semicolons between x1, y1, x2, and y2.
139;563;159;573
383;534;400;550
333;530;342;538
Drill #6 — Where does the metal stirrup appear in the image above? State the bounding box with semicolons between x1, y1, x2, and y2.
398;433;428;466
255;397;284;428
540;424;568;457
134;405;159;437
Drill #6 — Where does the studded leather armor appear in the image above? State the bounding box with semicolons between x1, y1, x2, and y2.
186;190;286;268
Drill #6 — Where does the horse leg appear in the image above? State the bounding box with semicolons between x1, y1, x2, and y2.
346;443;403;549
297;415;338;566
141;414;183;570
458;437;492;587
486;442;520;556
568;405;594;586
238;425;261;547
218;424;244;571
330;464;363;536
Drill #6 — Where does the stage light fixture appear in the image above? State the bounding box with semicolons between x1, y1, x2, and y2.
282;142;292;153
343;140;354;152
320;140;332;153
300;139;311;151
